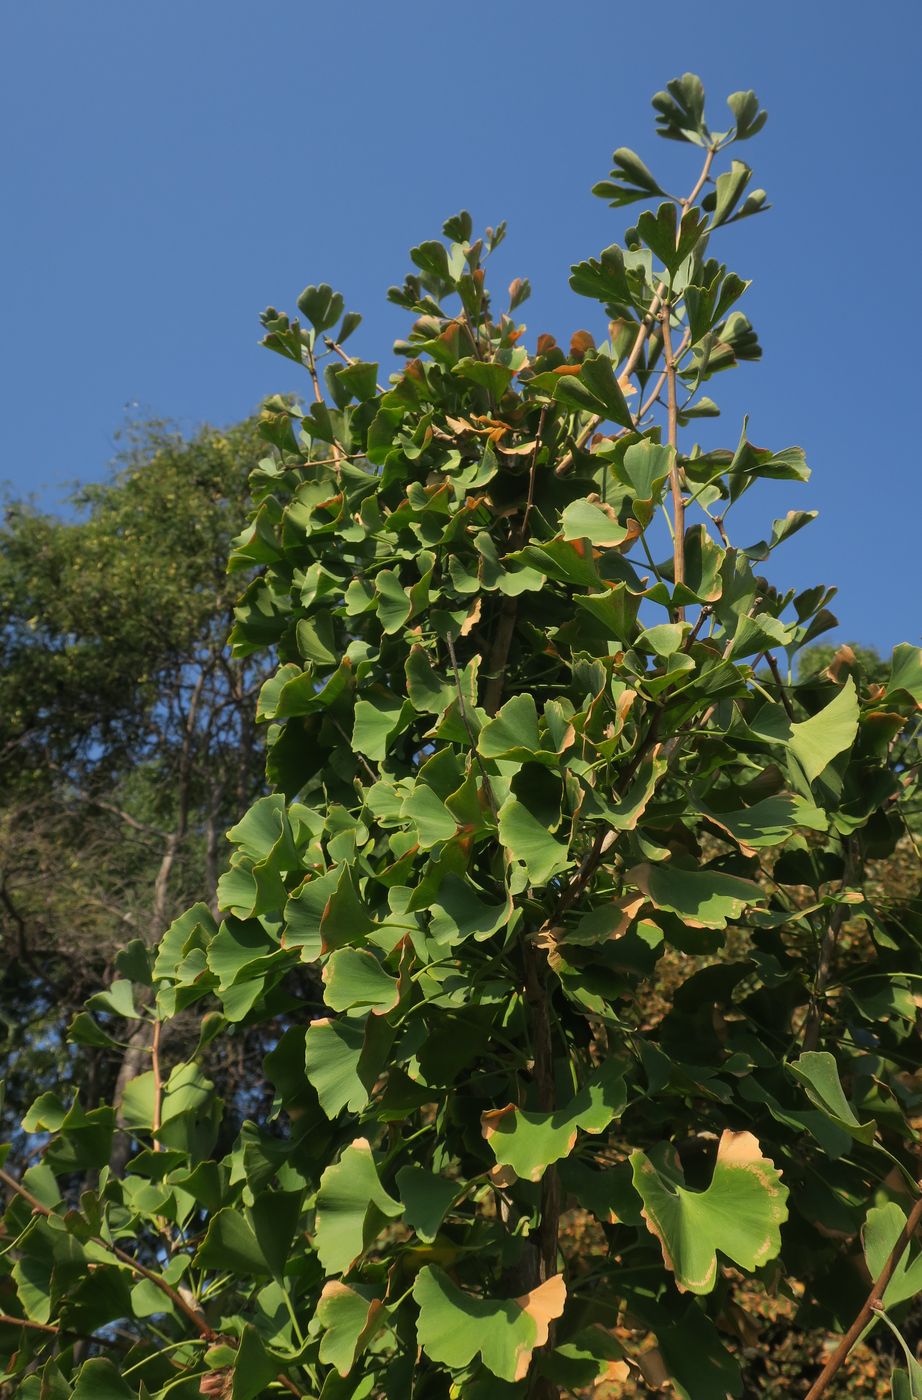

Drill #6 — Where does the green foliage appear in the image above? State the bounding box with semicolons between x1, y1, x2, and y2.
3;75;921;1399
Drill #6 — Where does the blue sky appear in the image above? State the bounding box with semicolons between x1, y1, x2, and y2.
2;1;919;650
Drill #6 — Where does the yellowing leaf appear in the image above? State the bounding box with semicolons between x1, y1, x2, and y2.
631;1130;788;1294
413;1265;566;1382
482;1059;626;1181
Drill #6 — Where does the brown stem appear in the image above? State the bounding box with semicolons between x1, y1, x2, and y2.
766;652;796;722
151;1018;163;1152
482;414;547;716
683;146;716;209
323;336;385;394
0;1311;132;1351
637;327;691;419
0;1165;215;1340
555;147;715;478
802;839;859;1052
483;597;519;718
0;1312;60;1335
0;1165;306;1394
446;636;498;818
804;1186;922;1399
661;308;685;622
305;345;344;471
523;939;561;1400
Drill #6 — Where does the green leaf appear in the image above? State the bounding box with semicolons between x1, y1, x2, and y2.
323;949;400;1016
67;1011;121;1049
306;1013;386;1120
788;1051;876;1144
788;678;859;783
232;1324;281;1400
727;89;768;141
314;1138;403;1274
482;1059;626;1181
575;352;635;428
697;794;826;854
249;1189;303;1280
561;496;634;547
631;1130;788;1294
498;792;572;887
317;1281;385;1377
479;693;541;760
396;1166;458;1242
569;244;633;307
86;979;139;1019
653;72;709;145
637;204;706;274
887;644;922;704
709;161;752;227
864;1202;922;1307
352;693;408;761
297;283;345;333
71;1359;133;1399
594;146;665;205
452;357;515;398
427;875;511;947
413;1266;567;1382
628;862;765;928
655;1304;743;1400
195;1208;271;1276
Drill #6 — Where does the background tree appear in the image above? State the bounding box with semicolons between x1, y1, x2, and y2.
2;76;922;1400
0;419;269;1138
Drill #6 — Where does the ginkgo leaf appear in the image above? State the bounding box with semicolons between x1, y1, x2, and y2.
628;862;765;928
396;1166;458;1242
561;498;636;548
322;949;400;1015
482;1059;627;1181
305;1015;392;1118
316;1281;385;1377
788;677;859;783
314;1138;403;1274
863;1202;922;1308
413;1265;567;1382
697;794;827;855
630;1130;788;1294
498;793;572;886
789;1051;876;1144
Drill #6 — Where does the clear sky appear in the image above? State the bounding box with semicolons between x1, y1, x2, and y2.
2;1;919;650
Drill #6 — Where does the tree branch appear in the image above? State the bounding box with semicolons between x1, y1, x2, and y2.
151;1018;164;1152
555;146;715;477
661;307;685;621
482;413;547;716
804;1185;922;1399
802;838;859;1052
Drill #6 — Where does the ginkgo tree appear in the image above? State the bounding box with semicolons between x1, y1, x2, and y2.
3;74;922;1400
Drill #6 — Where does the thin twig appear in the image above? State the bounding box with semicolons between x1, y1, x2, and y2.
766;652;796;722
483;412;547;716
0;1165;215;1340
305;345;344;472
661;308;685;620
804;1185;922;1399
637;327;691;419
151;1018;163;1152
802;838;859;1052
446;636;498;818
0;1164;306;1393
555;146;715;477
520;407;548;547
323;337;386;394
